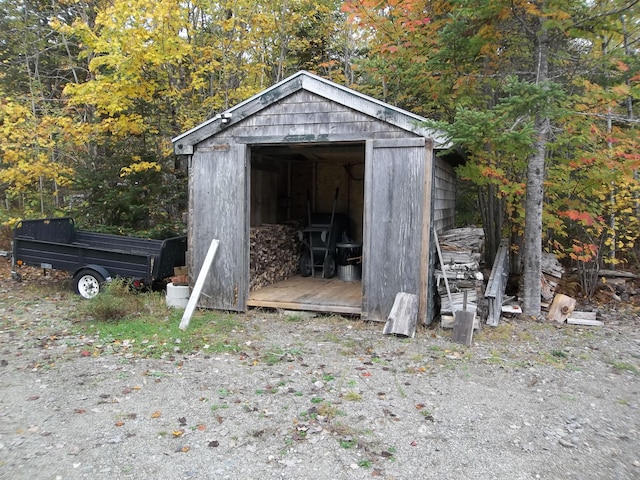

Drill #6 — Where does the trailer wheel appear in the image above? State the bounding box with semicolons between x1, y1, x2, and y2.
74;269;105;299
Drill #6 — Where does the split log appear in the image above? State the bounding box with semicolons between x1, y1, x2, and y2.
547;294;576;323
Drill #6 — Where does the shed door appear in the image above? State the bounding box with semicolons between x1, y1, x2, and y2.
190;143;249;311
362;138;432;322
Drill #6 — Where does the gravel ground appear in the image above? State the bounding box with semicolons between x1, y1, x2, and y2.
1;259;639;480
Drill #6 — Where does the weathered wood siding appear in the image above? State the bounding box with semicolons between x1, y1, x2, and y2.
362;138;431;322
432;156;456;233
189;143;249;311
187;87;452;317
212;90;414;144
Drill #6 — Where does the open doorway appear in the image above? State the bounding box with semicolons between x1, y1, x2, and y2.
246;142;365;313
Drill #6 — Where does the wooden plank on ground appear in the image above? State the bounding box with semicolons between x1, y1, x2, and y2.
547;293;576;323
567;311;602;326
383;292;419;338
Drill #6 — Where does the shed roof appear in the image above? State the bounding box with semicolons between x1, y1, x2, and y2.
172;70;451;155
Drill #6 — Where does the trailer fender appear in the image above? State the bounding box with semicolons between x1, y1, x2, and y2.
73;265;112;299
74;264;112;283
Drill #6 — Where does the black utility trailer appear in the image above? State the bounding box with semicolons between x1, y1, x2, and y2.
12;217;187;298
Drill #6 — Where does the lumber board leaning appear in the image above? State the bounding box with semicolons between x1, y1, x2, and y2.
485;239;510;326
383;292;419;338
452;311;475;347
179;239;220;331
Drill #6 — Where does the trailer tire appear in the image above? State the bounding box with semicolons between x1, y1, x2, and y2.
74;269;105;299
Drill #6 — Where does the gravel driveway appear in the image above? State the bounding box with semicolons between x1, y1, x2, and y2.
1;261;639;480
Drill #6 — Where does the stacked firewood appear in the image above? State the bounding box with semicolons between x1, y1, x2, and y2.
250;224;300;291
435;227;486;320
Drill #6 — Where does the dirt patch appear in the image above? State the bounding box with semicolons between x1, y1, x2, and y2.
1;257;639;480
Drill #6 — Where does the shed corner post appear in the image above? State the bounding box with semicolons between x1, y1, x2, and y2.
419;139;435;324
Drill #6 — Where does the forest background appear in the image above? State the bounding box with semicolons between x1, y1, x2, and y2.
0;0;639;308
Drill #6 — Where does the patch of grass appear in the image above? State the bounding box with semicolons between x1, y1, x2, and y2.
282;313;305;322
210;403;228;412
536;350;569;368
316;401;341;420
80;278;145;321
73;285;242;358
343;391;362;401
339;437;357;449
611;361;639;374
485;350;506;364
261;345;304;365
477;323;515;342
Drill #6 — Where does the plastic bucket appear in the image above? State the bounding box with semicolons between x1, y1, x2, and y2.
166;282;189;308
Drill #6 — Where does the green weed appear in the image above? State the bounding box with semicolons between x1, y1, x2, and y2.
343;391;362;401
611;361;639;374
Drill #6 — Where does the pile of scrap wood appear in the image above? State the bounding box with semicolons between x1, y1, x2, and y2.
435;227;485;328
547;293;603;326
540;252;604;326
250;224;300;291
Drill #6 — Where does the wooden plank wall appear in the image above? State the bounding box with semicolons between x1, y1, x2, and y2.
189;144;248;311
432;156;456;234
212;90;413;144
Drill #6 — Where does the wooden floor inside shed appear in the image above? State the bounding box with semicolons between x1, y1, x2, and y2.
247;276;362;315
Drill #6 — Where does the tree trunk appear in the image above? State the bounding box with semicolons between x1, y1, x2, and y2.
522;14;550;318
479;183;505;266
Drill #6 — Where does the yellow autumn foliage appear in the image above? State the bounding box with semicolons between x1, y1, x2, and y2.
120;161;162;177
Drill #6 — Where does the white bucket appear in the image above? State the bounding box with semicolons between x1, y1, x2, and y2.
166;282;190;308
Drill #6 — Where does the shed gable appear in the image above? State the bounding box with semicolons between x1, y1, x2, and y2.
173;70;450;155
202;89;419;147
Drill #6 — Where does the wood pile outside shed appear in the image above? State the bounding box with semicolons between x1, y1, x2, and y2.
435;227;486;327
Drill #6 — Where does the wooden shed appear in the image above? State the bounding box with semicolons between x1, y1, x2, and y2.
172;71;459;323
